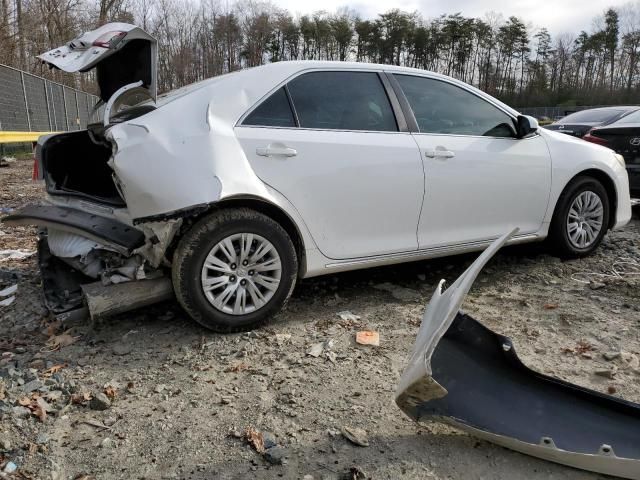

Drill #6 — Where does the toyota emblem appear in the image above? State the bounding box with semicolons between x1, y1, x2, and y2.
630;137;640;146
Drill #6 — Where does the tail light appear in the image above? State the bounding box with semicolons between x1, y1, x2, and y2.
583;130;609;146
31;142;38;181
92;31;126;49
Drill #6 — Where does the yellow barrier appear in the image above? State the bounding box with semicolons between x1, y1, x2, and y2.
0;131;60;144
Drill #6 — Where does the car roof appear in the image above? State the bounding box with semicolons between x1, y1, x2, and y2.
153;60;520;125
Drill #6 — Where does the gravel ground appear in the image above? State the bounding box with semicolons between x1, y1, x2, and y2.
1;154;639;480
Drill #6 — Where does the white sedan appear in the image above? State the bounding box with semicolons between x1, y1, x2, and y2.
3;23;632;331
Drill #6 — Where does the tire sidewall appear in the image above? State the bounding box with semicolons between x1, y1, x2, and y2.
173;210;297;331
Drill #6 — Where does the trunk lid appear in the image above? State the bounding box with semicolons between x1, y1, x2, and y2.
38;22;157;103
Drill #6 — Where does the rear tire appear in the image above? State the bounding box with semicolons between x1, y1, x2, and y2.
549;176;610;257
172;208;298;332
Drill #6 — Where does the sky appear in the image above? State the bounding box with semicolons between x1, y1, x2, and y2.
273;0;632;36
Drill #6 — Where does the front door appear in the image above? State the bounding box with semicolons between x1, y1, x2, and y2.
392;74;552;249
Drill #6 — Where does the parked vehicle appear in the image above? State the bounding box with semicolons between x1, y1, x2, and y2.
2;23;632;332
545;106;640;138
583;110;640;197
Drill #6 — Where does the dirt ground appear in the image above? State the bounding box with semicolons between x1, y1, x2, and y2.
1;154;639;480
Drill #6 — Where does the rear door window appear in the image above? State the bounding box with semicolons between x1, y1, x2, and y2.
243;87;296;128
394;74;515;137
287;71;398;132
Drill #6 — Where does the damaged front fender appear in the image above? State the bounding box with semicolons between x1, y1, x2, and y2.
396;229;640;479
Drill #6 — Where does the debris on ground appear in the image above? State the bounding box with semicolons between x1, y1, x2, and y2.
244;426;265;453
0;249;35;261
337;311;361;321
341;426;369;447
355;331;380;346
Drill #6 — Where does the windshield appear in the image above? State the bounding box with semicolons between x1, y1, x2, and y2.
557;109;626;124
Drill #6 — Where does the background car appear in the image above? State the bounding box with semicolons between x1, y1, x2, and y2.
544;106;640;138
2;23;633;332
583;110;640;197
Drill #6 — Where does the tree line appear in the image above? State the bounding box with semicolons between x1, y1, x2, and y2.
2;0;640;108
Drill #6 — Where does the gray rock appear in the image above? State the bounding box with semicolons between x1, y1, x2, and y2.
262;431;277;449
603;351;621;361
589;281;606;290
264;445;287;465
90;392;111;411
22;380;43;393
113;344;132;356
341;426;369;447
0;436;11;451
36;433;49;444
12;406;31;418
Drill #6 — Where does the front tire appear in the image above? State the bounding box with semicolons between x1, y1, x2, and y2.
549;176;610;257
172;208;298;332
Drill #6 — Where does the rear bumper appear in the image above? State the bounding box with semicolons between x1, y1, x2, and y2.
2;204;145;253
2;204;174;320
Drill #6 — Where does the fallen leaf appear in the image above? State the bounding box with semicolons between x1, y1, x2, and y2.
71;392;91;405
42;363;66;376
244;426;265;453
543;303;558;310
32;400;48;422
18;396;31;406
43;320;62;337
104;386;118;400
226;362;249;373
45;331;79;351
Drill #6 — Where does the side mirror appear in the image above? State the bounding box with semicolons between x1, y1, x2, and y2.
516;115;539;138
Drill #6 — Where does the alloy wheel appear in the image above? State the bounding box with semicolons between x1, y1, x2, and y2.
566;190;604;249
200;233;282;315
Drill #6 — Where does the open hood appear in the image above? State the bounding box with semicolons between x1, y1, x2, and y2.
38;22;157;103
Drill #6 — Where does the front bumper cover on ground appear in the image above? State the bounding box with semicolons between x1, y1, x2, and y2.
396;229;640;479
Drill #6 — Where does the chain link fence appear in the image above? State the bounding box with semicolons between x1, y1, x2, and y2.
0;63;101;133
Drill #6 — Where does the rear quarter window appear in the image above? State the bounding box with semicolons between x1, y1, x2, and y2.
243;87;296;128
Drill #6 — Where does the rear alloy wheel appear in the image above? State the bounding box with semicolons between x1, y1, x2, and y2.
200;233;282;315
549;176;610;257
172;208;297;332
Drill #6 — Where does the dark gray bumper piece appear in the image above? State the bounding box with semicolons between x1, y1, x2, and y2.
396;230;640;479
2;204;145;252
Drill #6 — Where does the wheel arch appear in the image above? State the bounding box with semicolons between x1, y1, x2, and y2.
559;169;618;230
189;196;307;277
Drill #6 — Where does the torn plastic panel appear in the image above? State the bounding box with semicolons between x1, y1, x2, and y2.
396;229;640;479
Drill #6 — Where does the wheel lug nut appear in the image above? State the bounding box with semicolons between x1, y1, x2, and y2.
240;279;247;286
231;264;236;270
242;260;248;266
230;276;236;282
248;270;254;276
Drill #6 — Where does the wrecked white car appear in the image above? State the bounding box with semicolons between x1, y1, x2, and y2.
396;230;640;479
2;23;633;331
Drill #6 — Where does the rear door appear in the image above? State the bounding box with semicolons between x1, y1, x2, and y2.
235;70;424;260
391;73;552;249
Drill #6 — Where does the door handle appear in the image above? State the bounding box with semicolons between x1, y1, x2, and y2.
256;145;297;157
425;149;455;159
